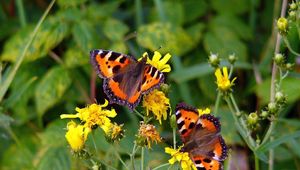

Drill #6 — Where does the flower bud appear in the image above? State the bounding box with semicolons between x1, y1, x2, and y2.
275;91;287;105
285;63;294;71
274;53;285;66
277;17;289;35
289;11;296;21
160;83;170;94
268;102;277;114
228;54;237;64
208;53;220;68
290;2;297;10
247;112;258;125
170;114;177;129
261;110;269;119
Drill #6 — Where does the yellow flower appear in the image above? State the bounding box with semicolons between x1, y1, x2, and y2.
165;147;196;170
137;122;162;148
197;108;211;116
60;100;117;134
143;89;171;124
106;123;124;142
65;121;91;152
214;67;236;91
142;51;172;72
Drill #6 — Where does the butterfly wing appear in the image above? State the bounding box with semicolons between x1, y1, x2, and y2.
140;65;164;93
192;156;223;170
90;49;135;78
175;103;200;143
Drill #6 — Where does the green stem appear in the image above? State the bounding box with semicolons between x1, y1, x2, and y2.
130;142;138;170
173;127;176;149
135;0;143;28
112;145;129;170
214;92;221;115
91;132;98;155
268;136;274;170
283;37;300;56
255;154;260;170
16;0;27;27
225;97;255;150
154;0;166;22
228;64;234;78
141;147;144;170
134;109;144;119
261;121;276;145
152;163;170;170
0;0;56;102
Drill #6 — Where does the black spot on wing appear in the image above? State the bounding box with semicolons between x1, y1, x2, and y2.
195;160;201;164
108;52;119;61
142;76;147;84
203;158;211;163
119;56;126;63
150;67;157;77
197;167;206;170
112;65;121;73
178;121;184;129
181;129;188;135
188;122;195;129
176;112;182;119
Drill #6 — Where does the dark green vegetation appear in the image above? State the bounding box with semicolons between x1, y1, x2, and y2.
0;0;300;169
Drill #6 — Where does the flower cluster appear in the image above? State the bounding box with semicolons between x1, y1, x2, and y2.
60;100;122;151
136;121;162;148
165;147;196;170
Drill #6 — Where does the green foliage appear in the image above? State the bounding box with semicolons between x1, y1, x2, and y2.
0;0;300;169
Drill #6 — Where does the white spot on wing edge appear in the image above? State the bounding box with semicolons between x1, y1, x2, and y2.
98;50;103;54
175;111;180;115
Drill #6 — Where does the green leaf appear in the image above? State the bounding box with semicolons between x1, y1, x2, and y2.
1;17;69;62
57;0;87;7
103;19;129;41
203;26;248;61
170;61;251;83
186;23;205;43
137;22;194;56
36;146;71;170
256;77;300;105
72;20;100;54
109;42;128;54
257;131;300;152
211;0;250;15
0;113;14;128
182;1;207;23
150;1;184;26
63;47;89;68
86;1;122;20
35;66;72;115
211;15;253;40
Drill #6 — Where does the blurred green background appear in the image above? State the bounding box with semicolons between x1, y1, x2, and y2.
0;0;300;169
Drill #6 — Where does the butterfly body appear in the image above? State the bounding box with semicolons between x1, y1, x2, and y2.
175;103;228;170
90;50;164;110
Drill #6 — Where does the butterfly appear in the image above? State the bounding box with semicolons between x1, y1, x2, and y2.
175;103;228;170
90;50;164;110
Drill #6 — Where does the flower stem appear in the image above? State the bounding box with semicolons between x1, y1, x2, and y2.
130;142;138;170
112;145;129;170
152;163;170;170
134;109;144;119
214;92;221;115
141;147;144;170
173;127;176;149
255;154;260;170
225;97;255;150
268;136;274;170
16;0;27;27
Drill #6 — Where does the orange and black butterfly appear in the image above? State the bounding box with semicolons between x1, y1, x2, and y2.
175;103;228;170
90;50;164;110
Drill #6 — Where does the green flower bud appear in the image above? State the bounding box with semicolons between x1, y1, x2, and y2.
228;54;237;64
275;91;287;105
261;110;269;119
274;53;285;66
289;11;296;21
277;17;289;35
170;114;177;129
208;53;220;68
247;112;258;125
290;2;297;10
256;138;261;145
160;83;170;94
268;102;277;114
285;63;294;71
